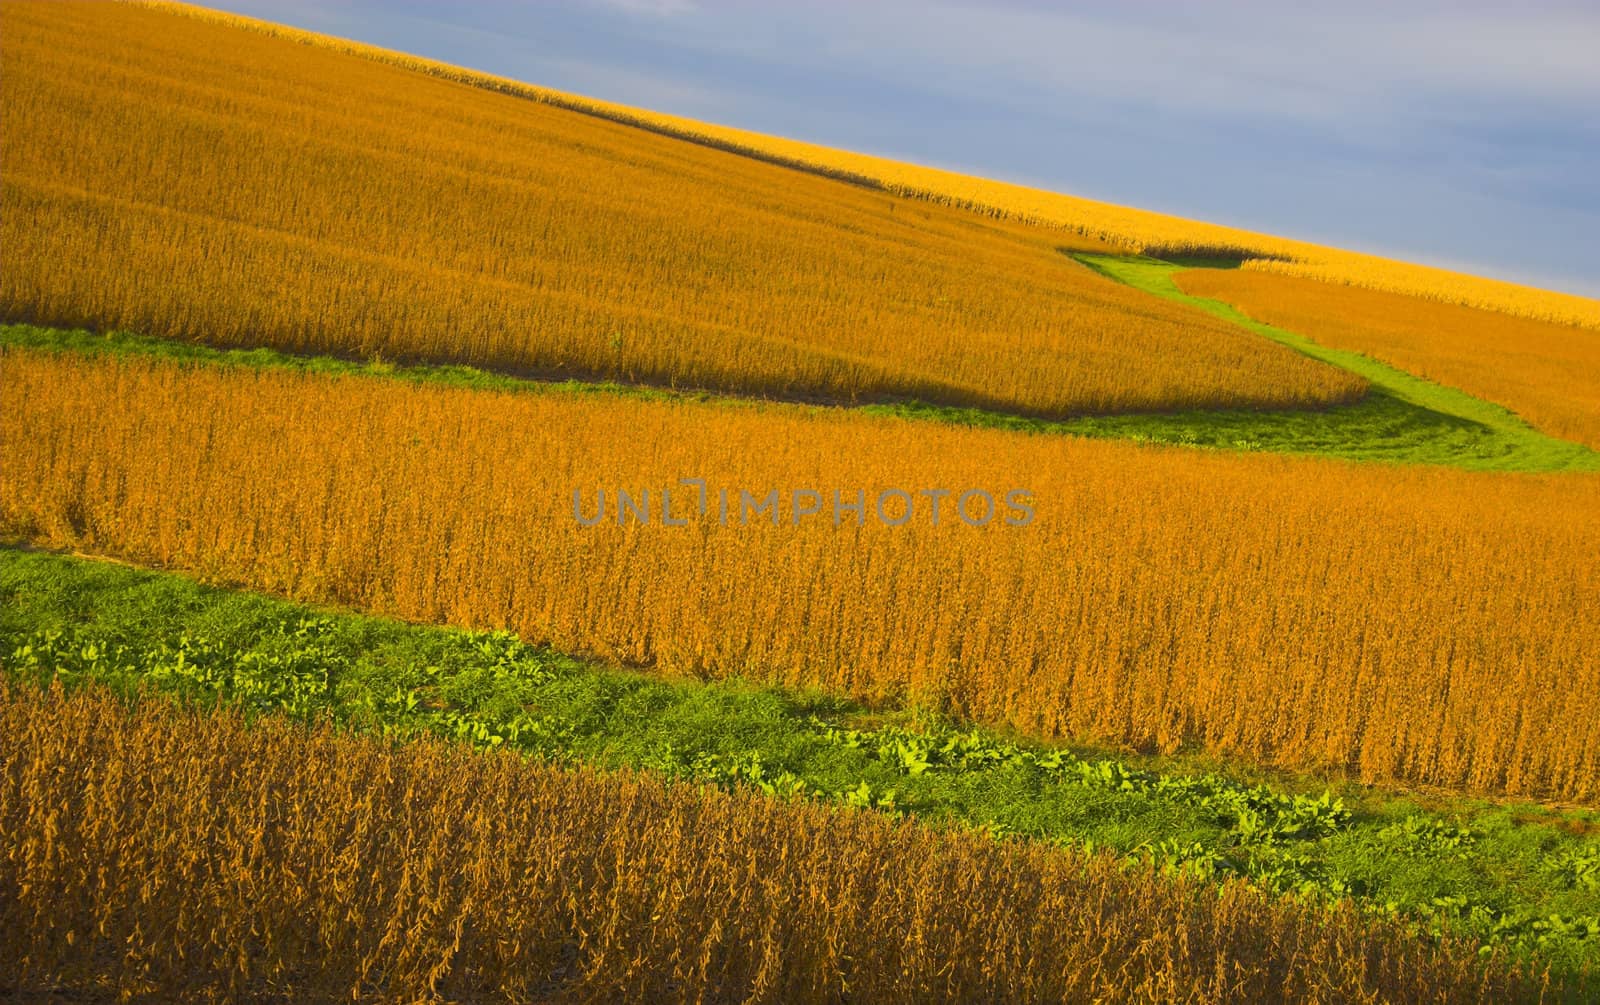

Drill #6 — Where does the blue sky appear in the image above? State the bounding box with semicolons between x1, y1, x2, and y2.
211;1;1599;297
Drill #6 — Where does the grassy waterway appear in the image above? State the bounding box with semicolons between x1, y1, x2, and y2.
7;318;1596;472
1071;254;1600;471
3;546;1596;985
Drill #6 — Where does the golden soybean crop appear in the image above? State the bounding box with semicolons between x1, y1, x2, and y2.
124;0;1600;331
0;682;1546;1004
1177;268;1600;450
5;348;1598;802
0;0;1364;417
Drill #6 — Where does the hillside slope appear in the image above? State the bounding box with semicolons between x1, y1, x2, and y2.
131;0;1600;331
1178;268;1600;450
8;347;1598;801
0;1;1364;417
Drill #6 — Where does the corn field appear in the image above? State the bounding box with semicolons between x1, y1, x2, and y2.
5;348;1598;802
0;0;1366;418
1177;268;1600;450
0;681;1550;1004
124;1;1600;331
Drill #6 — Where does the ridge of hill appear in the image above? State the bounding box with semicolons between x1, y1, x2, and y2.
133;0;1600;331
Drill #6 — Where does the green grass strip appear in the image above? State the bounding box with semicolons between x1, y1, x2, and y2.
3;544;1596;980
8;320;1597;472
1073;254;1600;472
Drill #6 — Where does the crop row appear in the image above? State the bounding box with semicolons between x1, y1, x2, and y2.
1177;268;1600;450
8;544;1596;972
4;348;1598;801
16;614;1597;962
0;0;1363;418
0;680;1551;1003
126;1;1600;330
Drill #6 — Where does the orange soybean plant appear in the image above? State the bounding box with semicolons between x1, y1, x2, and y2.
0;682;1551;1004
126;1;1600;330
1177;268;1600;450
0;0;1365;418
4;349;1599;803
